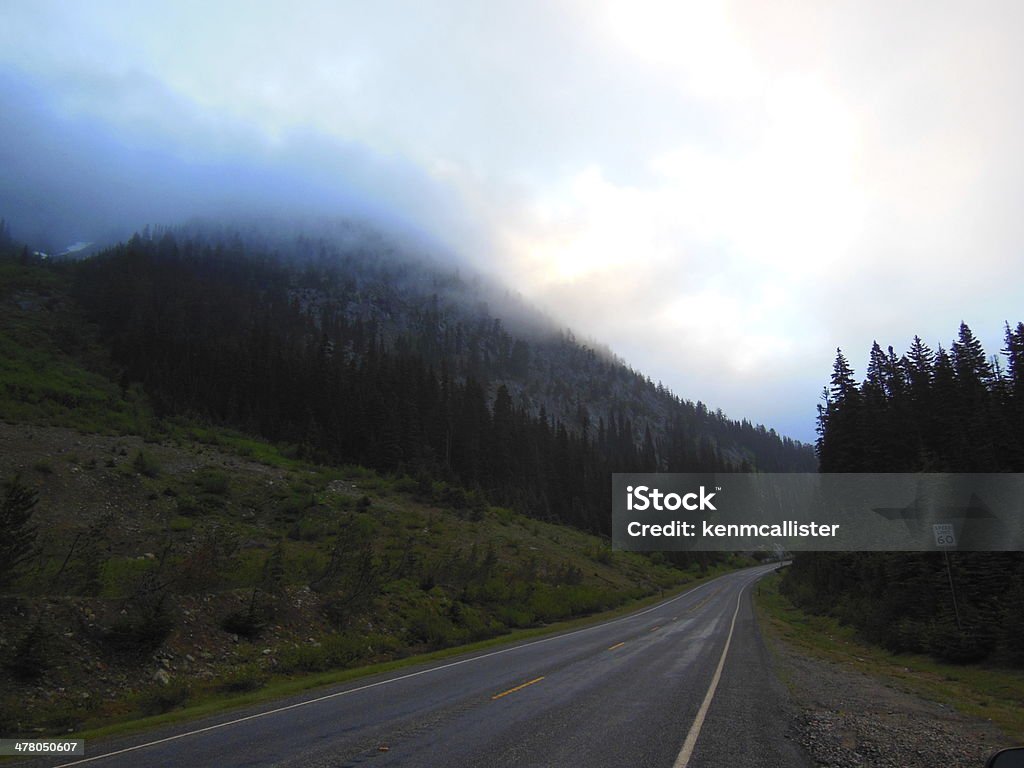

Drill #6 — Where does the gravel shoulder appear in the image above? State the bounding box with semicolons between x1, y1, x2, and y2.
759;591;1010;767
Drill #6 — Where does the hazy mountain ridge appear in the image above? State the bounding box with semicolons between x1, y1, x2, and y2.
155;219;814;474
1;216;813;539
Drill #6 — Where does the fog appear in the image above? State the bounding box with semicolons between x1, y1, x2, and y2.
0;70;478;259
3;2;1024;441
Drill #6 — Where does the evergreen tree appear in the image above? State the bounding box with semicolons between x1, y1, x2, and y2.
0;476;38;590
817;349;863;471
796;321;1024;665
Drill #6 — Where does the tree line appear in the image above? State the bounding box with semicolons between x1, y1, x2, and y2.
67;230;811;537
785;322;1024;664
816;322;1024;472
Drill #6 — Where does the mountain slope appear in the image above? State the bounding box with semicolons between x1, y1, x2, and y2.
0;218;801;736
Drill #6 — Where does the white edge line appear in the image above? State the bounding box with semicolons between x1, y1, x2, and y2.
56;566;767;767
672;573;760;768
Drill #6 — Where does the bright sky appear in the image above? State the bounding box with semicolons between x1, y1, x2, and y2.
2;0;1023;441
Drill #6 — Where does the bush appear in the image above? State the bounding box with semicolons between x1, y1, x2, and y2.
132;450;161;478
175;494;203;517
392;476;420;495
0;475;38;590
925;620;996;664
405;606;460;648
0;696;21;736
137;681;190;715
217;664;268;693
105;599;174;653
3;622;50;681
278;633;400;674
448;602;503;641
278;644;327;673
169;516;193;532
99;557;154;598
195;468;230;496
221;606;268;640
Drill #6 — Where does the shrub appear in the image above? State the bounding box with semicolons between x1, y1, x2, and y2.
217;664;267;693
169;516;193;532
137;681;191;715
440;486;467;511
3;621;50;681
0;696;21;736
277;633;398;674
195;468;230;496
278;644;326;673
925;620;996;664
392;476;419;495
105;598;174;653
404;606;459;648
173;494;200;517
132;450;161;478
0;475;37;590
221;607;268;640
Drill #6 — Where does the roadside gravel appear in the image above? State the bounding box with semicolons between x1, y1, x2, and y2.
767;632;1009;767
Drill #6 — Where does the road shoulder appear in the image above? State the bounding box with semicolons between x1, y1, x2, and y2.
687;579;812;767
754;572;1008;768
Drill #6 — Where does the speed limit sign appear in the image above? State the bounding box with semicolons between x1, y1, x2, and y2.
933;523;956;547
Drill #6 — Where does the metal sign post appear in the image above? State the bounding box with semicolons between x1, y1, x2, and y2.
933;523;962;631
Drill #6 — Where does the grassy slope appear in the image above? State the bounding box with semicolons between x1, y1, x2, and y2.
0;260;151;434
755;571;1024;740
74;570;733;744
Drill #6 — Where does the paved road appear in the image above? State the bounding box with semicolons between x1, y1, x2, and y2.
50;563;808;768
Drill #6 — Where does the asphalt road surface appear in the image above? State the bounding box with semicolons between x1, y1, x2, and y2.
48;563;809;768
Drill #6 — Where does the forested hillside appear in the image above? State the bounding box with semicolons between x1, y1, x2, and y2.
1;218;770;736
65;222;812;535
785;324;1024;664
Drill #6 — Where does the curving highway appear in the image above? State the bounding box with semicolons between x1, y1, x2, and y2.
48;563;808;768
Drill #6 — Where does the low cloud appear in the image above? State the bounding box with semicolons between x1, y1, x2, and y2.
2;1;1023;440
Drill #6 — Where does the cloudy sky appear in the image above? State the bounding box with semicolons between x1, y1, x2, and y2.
2;1;1023;441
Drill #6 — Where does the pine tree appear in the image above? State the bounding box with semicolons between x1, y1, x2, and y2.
817;349;863;471
0;476;38;589
952;322;993;386
951;323;995;469
1004;322;1024;399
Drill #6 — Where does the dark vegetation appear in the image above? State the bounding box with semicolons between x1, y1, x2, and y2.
66;222;813;535
0;217;788;735
784;324;1024;664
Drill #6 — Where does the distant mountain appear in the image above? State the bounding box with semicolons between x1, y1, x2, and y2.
8;216;816;533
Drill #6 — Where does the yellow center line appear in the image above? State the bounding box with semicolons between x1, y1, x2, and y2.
686;587;722;613
491;676;545;700
689;594;714;613
607;641;625;651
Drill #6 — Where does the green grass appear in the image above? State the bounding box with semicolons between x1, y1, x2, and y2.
168;516;194;532
754;570;1024;740
171;422;305;470
1;406;752;741
71;565;743;744
0;266;153;435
